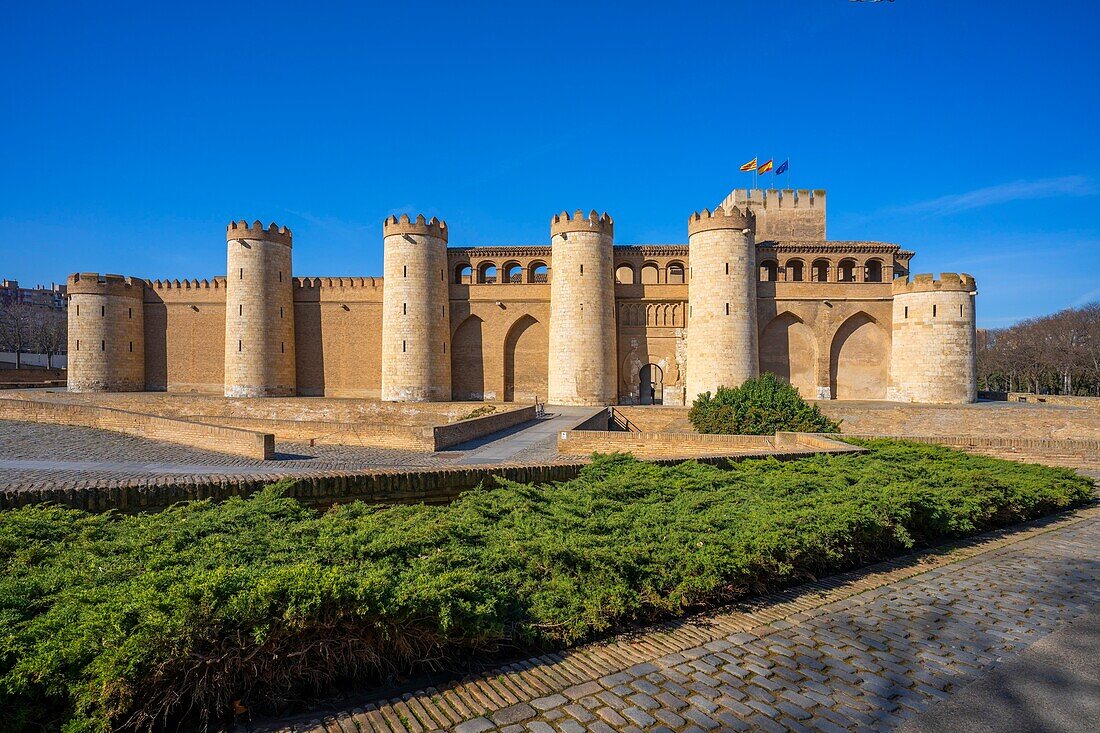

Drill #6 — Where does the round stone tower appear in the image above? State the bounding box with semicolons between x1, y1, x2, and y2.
66;273;145;392
224;220;296;397
381;214;451;402
887;273;977;404
686;206;759;401
547;210;617;405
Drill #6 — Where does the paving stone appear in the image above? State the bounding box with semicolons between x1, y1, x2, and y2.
621;706;656;727
452;719;493;733
529;694;566;711
489;703;535;726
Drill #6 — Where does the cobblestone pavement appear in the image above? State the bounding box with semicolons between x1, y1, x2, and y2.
261;507;1100;733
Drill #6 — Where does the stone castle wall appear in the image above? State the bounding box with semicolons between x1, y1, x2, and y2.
686;207;758;398
887;274;977;404
63;190;978;407
224;221;296;397
547;211;617;405
67;274;145;392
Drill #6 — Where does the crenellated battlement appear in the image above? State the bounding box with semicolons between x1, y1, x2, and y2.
383;213;448;242
727;189;825;210
550;209;614;238
147;277;225;290
226;220;292;246
687;205;753;236
294;276;382;289
892;272;977;295
67;272;145;298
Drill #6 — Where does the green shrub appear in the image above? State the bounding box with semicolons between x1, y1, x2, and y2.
0;441;1091;731
459;404;496;421
689;373;840;435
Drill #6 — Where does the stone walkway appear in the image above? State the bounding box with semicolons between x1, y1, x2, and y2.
452;407;602;465
258;506;1100;733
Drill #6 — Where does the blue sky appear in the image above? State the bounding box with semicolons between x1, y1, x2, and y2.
1;0;1097;328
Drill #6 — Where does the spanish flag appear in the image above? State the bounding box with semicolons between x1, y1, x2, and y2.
739;157;758;172
758;159;774;174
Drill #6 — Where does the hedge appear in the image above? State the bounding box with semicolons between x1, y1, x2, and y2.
0;440;1092;731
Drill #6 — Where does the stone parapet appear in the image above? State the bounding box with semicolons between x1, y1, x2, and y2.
383;213;448;242
67;273;145;299
893;272;976;294
227;220;293;247
550;210;614;238
687;206;753;236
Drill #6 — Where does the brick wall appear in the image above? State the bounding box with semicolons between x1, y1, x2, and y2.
0;398;273;459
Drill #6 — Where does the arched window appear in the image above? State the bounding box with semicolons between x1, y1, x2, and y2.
812;258;830;282
477;262;498;284
641;262;660;284
503;262;523;283
786;259;804;282
528;261;549;283
759;259;779;282
865;259;883;282
838;259;857;283
454;264;472;284
666;262;685;284
615;264;636;284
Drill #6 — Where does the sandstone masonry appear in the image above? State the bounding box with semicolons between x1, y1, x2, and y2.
65;188;978;405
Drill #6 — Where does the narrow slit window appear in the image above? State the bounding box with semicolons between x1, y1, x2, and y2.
76;340;80;351
239;304;243;316
960;304;964;316
904;306;909;318
279;306;283;318
239;268;243;279
238;340;242;352
442;305;445;317
725;262;729;275
278;271;282;282
280;341;285;353
933;304;938;317
100;305;105;316
76;304;79;316
403;302;407;315
726;303;730;315
402;340;407;353
443;341;446;353
129;341;133;352
128;307;132;319
580;264;584;275
403;265;407;278
100;340;105;351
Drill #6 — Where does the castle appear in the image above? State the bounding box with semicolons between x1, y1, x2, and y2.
65;188;978;406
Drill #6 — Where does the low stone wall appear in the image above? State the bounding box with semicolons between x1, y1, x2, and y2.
0;398;273;460
611;406;692;433
557;428;858;460
980;392;1100;409
838;433;1100;471
560;430;772;458
431;405;537;449
178;416;437;450
0;368;66;389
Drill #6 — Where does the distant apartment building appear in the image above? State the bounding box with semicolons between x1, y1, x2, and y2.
1;279;68;312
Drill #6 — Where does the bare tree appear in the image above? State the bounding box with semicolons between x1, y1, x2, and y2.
0;301;36;369
976;301;1100;395
32;310;67;369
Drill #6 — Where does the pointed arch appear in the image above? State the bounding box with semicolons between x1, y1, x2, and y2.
504;314;548;402
829;311;888;399
760;311;816;398
451;315;486;400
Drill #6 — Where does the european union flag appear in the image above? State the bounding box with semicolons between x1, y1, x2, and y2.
776;159;789;176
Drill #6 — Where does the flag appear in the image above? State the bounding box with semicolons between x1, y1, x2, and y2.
758;159;774;174
739;157;757;172
776;159;789;176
